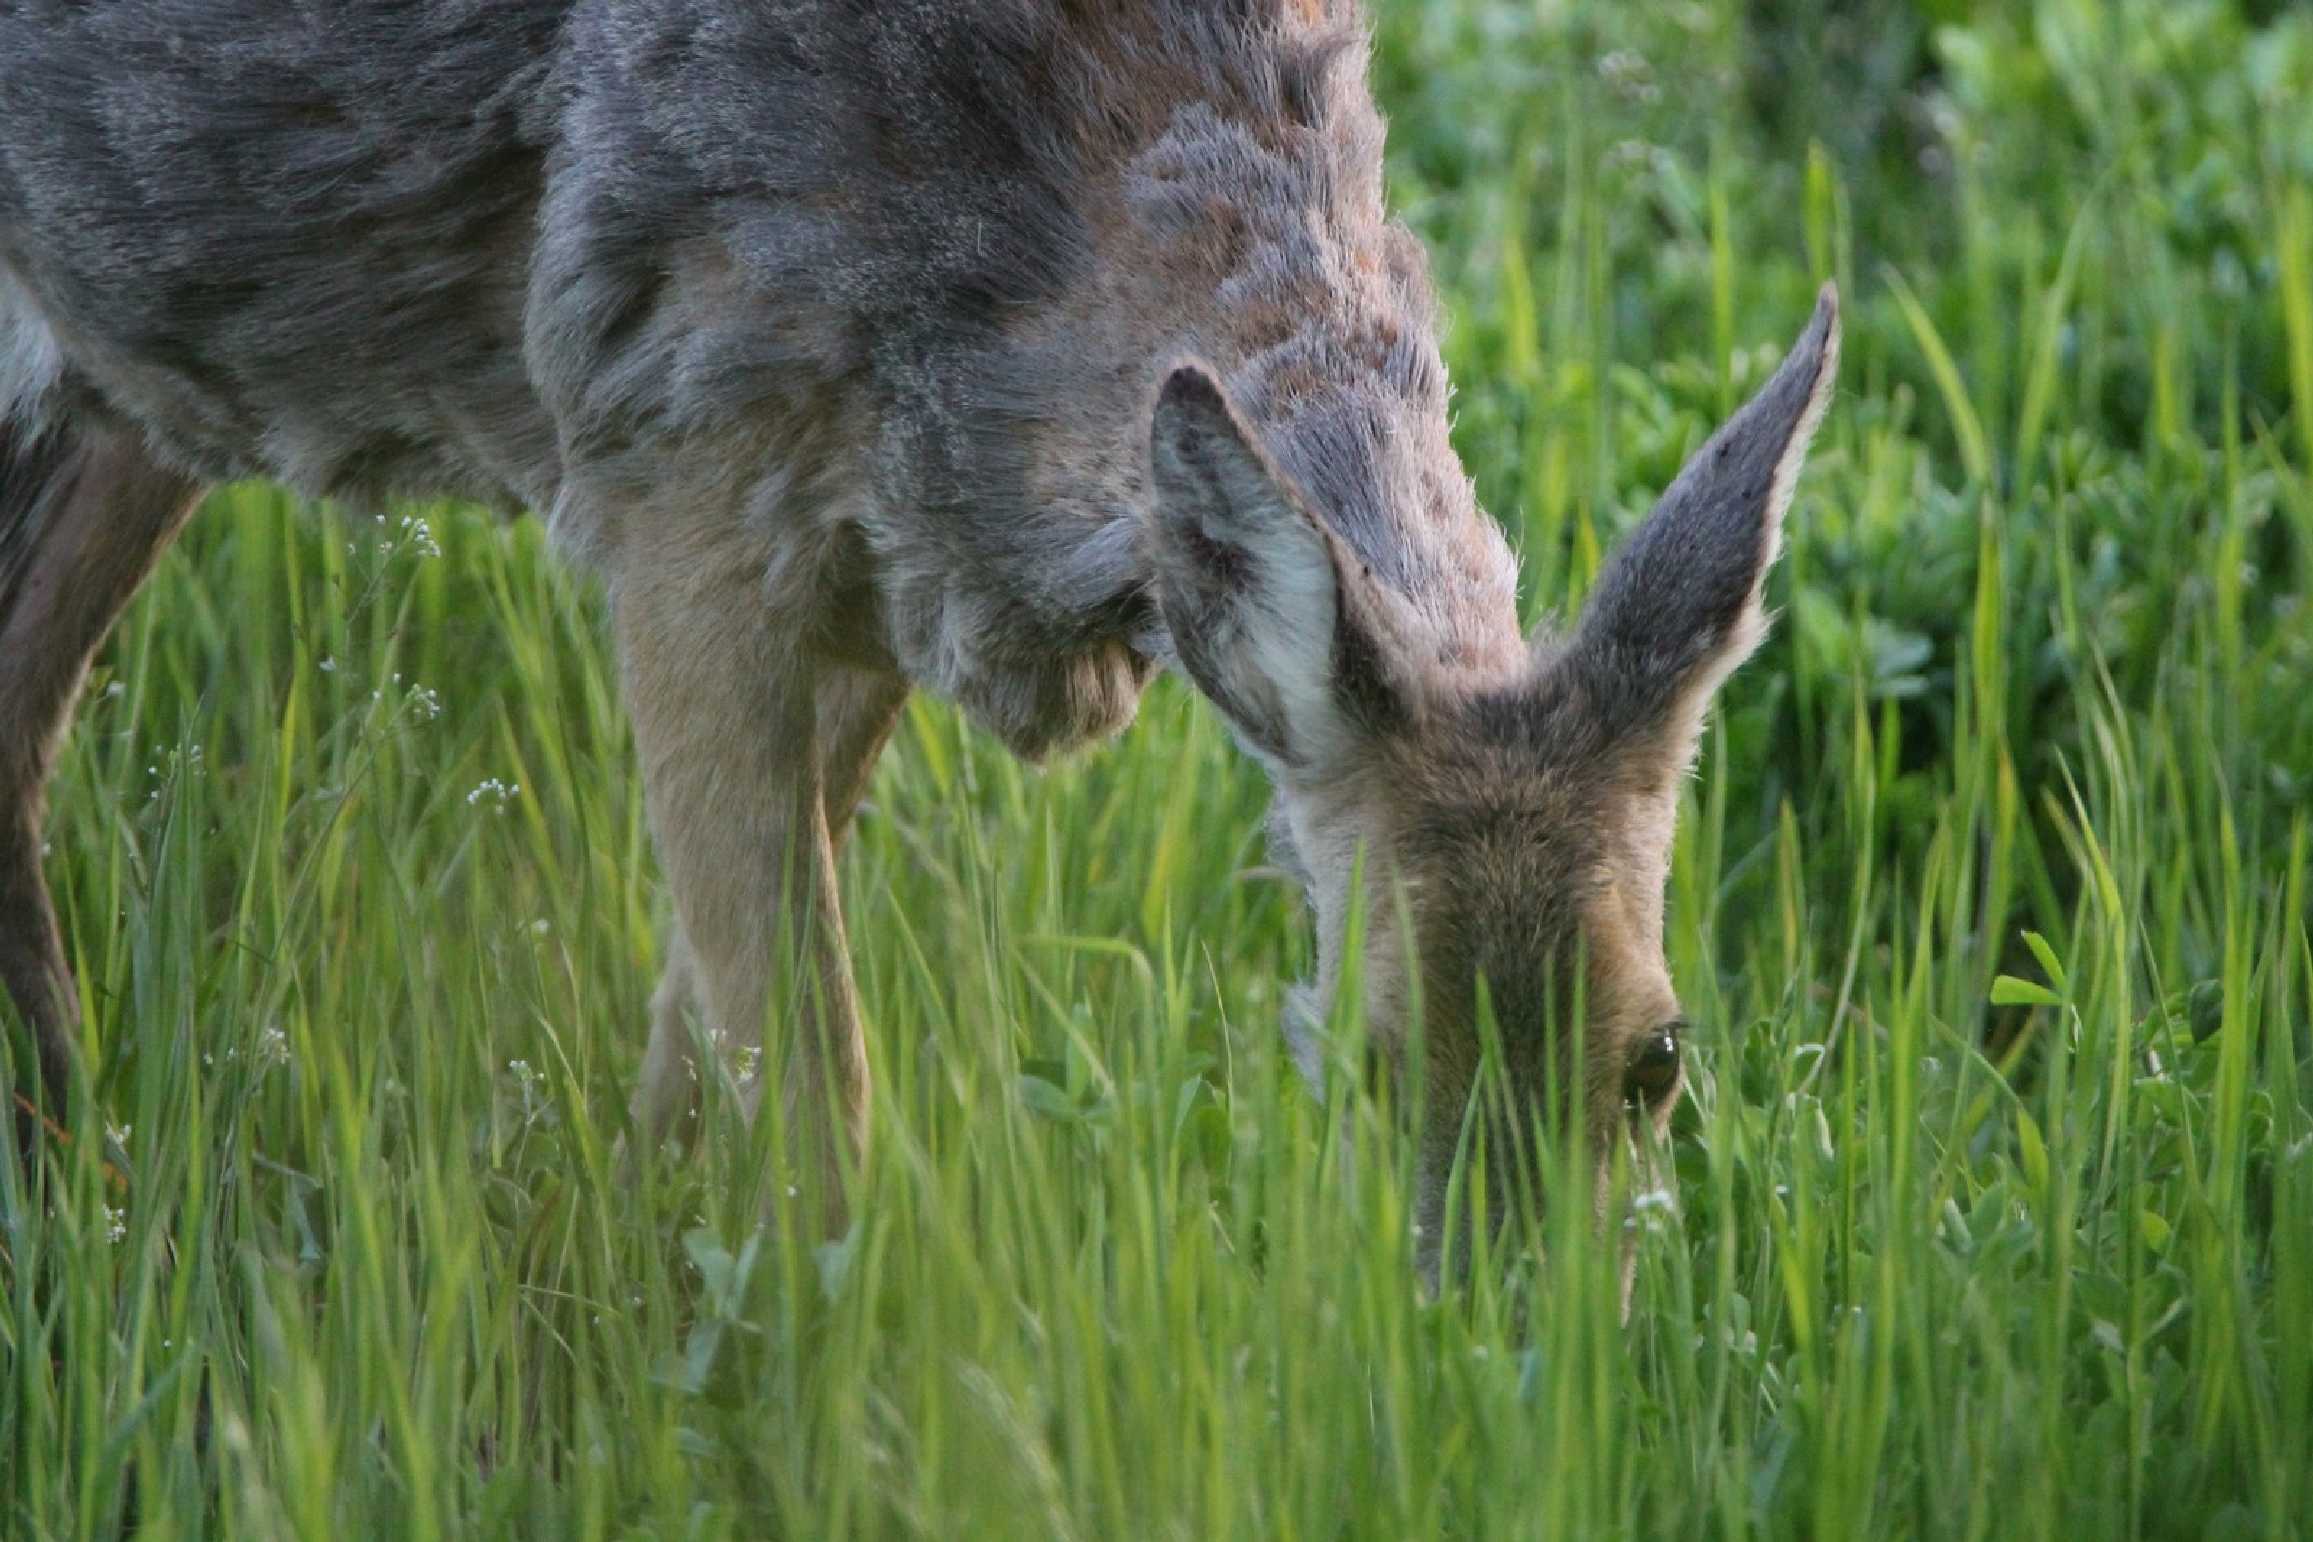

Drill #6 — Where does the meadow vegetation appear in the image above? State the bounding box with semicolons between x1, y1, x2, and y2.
6;0;2311;1535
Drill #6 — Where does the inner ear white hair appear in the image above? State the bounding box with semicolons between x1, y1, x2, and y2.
1145;361;1391;771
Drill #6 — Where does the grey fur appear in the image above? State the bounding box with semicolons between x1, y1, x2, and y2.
1;1;1838;1283
2;1;1508;751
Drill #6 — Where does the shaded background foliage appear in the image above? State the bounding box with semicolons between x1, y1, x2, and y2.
1379;0;2312;975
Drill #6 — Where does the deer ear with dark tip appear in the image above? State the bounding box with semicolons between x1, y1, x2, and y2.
1145;363;1412;772
1564;284;1840;770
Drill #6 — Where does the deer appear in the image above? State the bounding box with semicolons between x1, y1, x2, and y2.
1;0;1837;1287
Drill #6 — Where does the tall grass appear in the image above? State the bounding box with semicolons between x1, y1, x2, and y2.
6;1;2311;1536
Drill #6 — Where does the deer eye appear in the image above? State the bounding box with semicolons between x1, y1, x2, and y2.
1624;1020;1684;1112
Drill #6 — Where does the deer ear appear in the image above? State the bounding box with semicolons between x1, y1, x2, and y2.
1566;284;1840;769
1145;364;1410;771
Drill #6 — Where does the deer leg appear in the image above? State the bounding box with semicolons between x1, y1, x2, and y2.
614;556;871;1224
625;922;702;1156
2;421;203;1163
623;660;903;1172
817;664;907;851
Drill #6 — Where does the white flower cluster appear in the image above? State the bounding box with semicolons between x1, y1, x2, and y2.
205;1022;292;1072
367;673;443;722
360;511;444;561
143;744;207;802
396;513;443;559
1630;1188;1677;1231
467;778;521;811
509;1058;552;1127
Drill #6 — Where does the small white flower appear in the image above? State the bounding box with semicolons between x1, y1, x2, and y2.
258;1025;290;1068
529;918;550;936
106;1120;132;1150
1627;1188;1678;1235
509;1058;549;1124
397;514;443;559
408;685;442;720
729;1044;762;1084
104;1206;127;1245
318;656;337;674
104;681;125;699
466;778;519;810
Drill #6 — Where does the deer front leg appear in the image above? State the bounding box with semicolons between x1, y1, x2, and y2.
627;922;700;1153
615;561;868;1225
625;660;905;1163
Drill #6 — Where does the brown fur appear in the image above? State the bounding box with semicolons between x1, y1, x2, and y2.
1;3;1838;1292
2;425;201;1158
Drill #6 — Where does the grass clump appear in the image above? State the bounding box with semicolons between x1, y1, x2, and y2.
6;2;2310;1536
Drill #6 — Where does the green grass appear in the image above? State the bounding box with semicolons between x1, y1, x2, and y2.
7;2;2312;1536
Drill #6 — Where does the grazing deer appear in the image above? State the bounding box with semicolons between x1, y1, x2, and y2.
1;1;1836;1280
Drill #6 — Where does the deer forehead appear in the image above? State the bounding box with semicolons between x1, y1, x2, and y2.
1353;741;1675;1018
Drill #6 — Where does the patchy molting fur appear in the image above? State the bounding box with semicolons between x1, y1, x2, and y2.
2;0;1836;1290
4;0;1508;753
